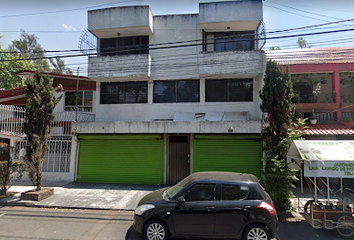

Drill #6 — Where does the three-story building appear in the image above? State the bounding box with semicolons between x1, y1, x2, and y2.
73;0;267;185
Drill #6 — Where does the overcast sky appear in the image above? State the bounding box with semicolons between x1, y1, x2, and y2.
1;0;354;74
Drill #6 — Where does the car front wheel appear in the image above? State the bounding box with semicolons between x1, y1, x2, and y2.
144;219;169;240
243;224;270;240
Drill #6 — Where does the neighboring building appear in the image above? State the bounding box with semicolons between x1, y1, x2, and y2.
72;0;267;184
0;71;96;181
266;47;354;140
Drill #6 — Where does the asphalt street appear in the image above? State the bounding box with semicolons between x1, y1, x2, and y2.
0;206;346;240
0;206;132;240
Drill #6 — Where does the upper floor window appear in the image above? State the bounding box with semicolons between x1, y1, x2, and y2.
65;91;93;112
100;36;149;56
203;31;254;52
100;81;148;104
292;73;332;104
206;79;253;102
153;80;200;103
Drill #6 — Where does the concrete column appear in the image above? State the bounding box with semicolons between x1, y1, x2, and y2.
200;78;206;104
148;80;153;104
163;133;167;184
71;135;79;182
9;138;16;161
189;133;194;174
332;70;341;121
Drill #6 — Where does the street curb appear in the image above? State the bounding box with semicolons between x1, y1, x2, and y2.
0;201;135;211
0;201;35;207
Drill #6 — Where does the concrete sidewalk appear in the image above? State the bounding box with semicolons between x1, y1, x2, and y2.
0;180;165;211
0;181;322;214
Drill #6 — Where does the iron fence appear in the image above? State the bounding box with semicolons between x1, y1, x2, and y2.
14;137;72;173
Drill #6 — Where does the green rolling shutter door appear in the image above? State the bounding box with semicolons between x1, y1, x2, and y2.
77;135;163;184
193;135;262;177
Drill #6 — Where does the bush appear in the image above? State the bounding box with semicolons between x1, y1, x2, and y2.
261;155;297;211
0;143;27;196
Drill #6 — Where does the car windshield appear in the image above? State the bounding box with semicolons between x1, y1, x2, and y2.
166;177;191;200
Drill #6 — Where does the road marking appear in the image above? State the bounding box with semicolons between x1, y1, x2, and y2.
0;213;6;218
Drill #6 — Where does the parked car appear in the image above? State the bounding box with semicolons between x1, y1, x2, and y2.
133;171;278;240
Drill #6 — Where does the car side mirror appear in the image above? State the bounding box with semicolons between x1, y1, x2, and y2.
178;196;186;206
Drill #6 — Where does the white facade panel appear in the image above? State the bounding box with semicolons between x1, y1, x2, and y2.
198;51;266;78
94;101;260;122
88;6;153;38
150;15;200;80
88;54;151;79
73;120;262;134
199;1;263;24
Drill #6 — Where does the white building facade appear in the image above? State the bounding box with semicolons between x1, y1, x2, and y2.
73;0;267;185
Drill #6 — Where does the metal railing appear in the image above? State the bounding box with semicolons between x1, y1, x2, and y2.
0;104;95;137
14;137;72;173
0;105;26;137
342;112;354;122
55;111;95;122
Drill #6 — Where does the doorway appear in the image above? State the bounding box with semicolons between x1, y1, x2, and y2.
168;136;190;184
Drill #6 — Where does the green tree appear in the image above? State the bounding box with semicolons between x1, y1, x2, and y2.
0;50;32;89
9;30;50;72
50;57;73;75
297;37;311;49
259;60;297;211
269;46;281;50
0;36;33;89
23;72;62;191
0;143;27;196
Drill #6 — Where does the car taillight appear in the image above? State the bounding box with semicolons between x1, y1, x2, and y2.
257;202;277;216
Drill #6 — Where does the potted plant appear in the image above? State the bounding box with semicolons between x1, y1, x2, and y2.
310;109;317;124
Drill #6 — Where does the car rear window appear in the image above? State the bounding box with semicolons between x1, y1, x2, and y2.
221;184;249;200
221;183;264;200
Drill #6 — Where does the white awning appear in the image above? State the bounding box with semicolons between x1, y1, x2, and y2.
287;140;354;178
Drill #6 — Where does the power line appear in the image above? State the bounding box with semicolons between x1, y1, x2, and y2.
265;1;344;22
2;26;354;62
1;16;353;56
264;3;334;23
0;0;145;19
266;18;354;35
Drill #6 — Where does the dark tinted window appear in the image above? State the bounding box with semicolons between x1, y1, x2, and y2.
182;183;215;202
100;82;148;104
206;79;253;102
293;82;315;103
100;38;116;55
100;36;149;56
153;80;200;103
221;184;249;200
204;31;254;52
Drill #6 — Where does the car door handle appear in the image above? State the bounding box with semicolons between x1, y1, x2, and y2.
206;206;215;211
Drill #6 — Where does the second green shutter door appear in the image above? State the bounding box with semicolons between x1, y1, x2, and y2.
193;135;262;177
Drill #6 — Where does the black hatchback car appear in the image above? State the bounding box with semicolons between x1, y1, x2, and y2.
133;171;278;240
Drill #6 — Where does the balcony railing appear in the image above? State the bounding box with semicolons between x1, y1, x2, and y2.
0;104;95;137
198;50;266;77
88;54;151;79
0;105;26;137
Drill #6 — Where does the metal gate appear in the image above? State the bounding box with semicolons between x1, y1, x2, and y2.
14;137;72;173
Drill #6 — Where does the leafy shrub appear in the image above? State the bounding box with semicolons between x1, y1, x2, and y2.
0;143;27;196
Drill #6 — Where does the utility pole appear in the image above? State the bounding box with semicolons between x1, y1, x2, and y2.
76;67;80;122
